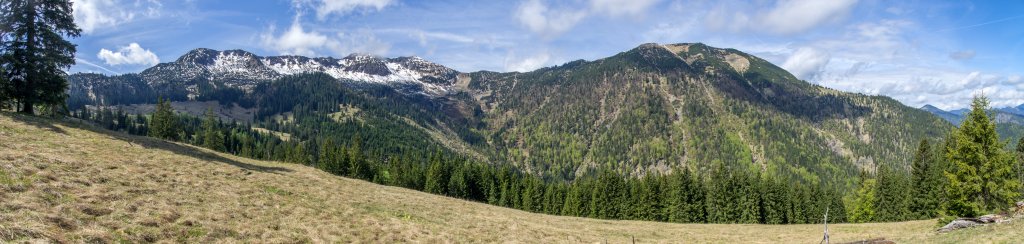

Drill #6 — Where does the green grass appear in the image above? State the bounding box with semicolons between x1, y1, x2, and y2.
0;112;1019;243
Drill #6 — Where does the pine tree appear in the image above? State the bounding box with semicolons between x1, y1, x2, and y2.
945;96;1020;216
424;153;447;195
874;164;910;221
910;139;942;219
629;175;661;221
589;170;624;219
447;162;468;199
760;176;790;224
1017;136;1024;196
562;181;587;217
201;108;226;151
348;135;369;179
149;98;178;140
0;0;80;114
706;163;735;223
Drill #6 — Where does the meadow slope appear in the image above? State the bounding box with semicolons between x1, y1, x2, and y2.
0;112;1019;243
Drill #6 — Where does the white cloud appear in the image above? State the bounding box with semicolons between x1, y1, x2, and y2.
760;0;858;35
335;29;391;56
515;0;660;38
590;0;660;17
307;0;394;19
781;47;830;81
705;0;858;35
949;50;976;60
505;51;551;72
260;20;335;56
261;20;393;57
72;0;161;34
515;0;588;38
97;43;159;66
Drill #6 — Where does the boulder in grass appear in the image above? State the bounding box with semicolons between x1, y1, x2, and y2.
937;214;1008;232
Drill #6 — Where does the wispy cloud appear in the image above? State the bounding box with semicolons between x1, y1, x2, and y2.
71;0;162;34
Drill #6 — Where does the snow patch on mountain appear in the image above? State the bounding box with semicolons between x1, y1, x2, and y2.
151;48;461;96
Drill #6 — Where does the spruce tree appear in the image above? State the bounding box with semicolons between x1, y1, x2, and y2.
347;135;368;179
706;163;732;223
0;0;81;114
149;98;178;140
424;153;447;195
760;176;789;224
874;164;910;221
945;96;1020;216
1017;136;1024;196
201;108;226;151
562;181;587;217
589;170;624;219
910;139;942;218
447;162;468;199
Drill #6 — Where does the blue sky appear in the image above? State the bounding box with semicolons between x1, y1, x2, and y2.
69;0;1024;109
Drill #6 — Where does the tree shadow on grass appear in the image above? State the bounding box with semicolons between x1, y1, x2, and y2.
2;112;67;134
5;112;293;174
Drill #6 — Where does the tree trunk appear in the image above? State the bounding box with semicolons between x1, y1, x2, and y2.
21;101;33;114
21;0;37;115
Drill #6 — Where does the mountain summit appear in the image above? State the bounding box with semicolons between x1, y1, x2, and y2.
138;48;459;95
68;43;952;184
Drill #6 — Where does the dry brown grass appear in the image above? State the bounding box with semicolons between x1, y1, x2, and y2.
1;112;1021;243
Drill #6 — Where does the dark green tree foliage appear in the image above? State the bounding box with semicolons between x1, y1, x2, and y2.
347;135;370;179
201;108;226;151
909;139;943;219
873;164;911;222
759;176;790;224
149;98;179;140
664;168;706;223
632;174;663;221
0;0;80;114
424;152;448;195
589;170;626;219
945;96;1021;217
1017;136;1024;196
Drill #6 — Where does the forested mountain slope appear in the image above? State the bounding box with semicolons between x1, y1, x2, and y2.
2;113;1016;243
465;43;951;184
66;43;952;187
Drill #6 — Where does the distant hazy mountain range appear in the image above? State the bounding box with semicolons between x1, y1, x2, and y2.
920;104;1024;145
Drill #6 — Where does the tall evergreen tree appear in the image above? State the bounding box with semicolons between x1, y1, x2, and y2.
201;108;226;151
0;0;81;114
447;162;468;199
910;139;943;218
874;164;910;221
1017;136;1024;196
348;134;369;179
760;176;790;224
424;152;447;195
148;98;178;140
945;96;1021;217
589;170;624;219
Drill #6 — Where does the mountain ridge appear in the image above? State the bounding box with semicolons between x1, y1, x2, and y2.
67;42;952;185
